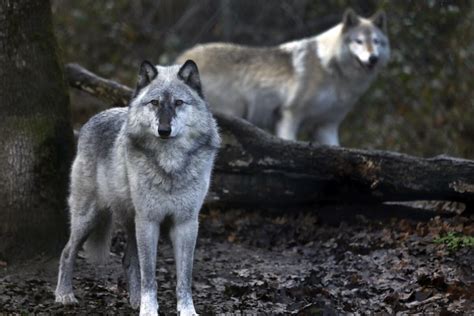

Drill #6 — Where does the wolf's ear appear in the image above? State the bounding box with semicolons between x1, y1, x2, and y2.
136;60;158;93
371;10;387;33
178;60;203;98
342;8;360;32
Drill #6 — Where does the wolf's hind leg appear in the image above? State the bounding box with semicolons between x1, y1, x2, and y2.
122;222;141;309
170;219;199;316
55;203;98;305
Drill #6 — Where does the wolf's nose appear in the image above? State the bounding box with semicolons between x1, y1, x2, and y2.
368;55;378;66
158;127;171;137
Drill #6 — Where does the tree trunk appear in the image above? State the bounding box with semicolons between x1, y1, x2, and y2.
64;63;474;211
0;0;74;261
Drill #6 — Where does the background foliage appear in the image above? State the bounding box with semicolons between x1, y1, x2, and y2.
52;0;474;158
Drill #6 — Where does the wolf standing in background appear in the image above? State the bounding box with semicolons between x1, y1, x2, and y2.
55;60;220;316
177;9;390;146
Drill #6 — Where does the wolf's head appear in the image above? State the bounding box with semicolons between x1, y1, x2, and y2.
338;9;390;73
127;60;212;140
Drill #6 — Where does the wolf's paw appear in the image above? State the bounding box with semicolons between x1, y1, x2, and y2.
125;264;140;309
179;308;198;316
139;298;158;316
55;292;79;305
139;307;158;316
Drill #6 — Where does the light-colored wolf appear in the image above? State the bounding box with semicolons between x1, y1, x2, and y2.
177;9;390;146
55;60;220;316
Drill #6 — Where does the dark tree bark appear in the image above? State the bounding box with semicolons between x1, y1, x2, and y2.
64;63;474;211
0;0;74;260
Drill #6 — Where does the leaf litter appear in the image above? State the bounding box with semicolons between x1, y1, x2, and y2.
0;205;472;315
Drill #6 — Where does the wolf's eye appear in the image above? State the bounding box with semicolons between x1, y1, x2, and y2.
355;39;363;45
373;38;380;45
175;100;184;106
150;100;159;106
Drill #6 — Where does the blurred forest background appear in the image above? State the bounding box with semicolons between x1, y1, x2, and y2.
52;0;474;158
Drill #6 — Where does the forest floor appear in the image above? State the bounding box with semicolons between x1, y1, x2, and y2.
0;204;473;315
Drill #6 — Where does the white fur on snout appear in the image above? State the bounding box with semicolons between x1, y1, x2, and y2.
127;102;161;138
170;104;192;138
349;42;371;64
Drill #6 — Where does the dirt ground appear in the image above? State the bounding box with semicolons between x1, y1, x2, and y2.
0;205;473;315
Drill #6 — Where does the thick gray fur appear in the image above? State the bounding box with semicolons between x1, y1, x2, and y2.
55;61;220;316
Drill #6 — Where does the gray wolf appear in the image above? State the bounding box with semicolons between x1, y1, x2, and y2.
55;60;220;316
176;9;390;146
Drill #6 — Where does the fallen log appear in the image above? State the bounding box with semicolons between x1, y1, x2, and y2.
65;63;474;210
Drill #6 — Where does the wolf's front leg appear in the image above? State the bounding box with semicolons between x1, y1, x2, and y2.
170;219;199;316
275;109;300;141
312;123;340;146
135;217;160;316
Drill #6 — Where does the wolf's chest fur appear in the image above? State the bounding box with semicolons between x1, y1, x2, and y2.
285;38;374;123
100;131;215;217
137;154;211;217
304;71;372;123
127;136;213;190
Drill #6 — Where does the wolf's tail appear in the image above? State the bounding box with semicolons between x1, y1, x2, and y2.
83;211;113;265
